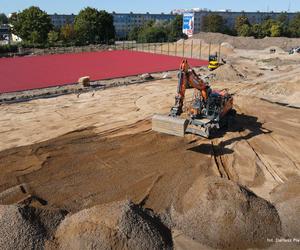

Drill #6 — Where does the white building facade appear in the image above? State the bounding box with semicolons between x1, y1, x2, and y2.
49;12;176;38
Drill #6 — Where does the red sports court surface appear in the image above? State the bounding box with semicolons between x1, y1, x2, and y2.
0;50;208;93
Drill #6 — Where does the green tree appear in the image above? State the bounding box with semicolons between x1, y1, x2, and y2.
235;15;250;33
238;24;252;37
10;6;52;44
168;15;185;41
98;10;115;42
277;13;289;24
128;26;141;41
270;24;282;37
60;24;76;43
138;25;168;43
202;14;224;33
74;7;115;44
289;13;300;37
251;23;263;38
48;30;59;44
260;19;277;37
277;13;290;36
0;13;8;24
30;31;39;45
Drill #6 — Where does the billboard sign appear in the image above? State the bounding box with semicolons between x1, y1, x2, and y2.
183;13;194;37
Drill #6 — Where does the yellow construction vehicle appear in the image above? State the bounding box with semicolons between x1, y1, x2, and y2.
208;53;219;71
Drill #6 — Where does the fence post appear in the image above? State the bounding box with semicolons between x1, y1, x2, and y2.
161;42;163;54
218;43;221;63
183;40;185;57
175;42;177;56
199;41;202;59
191;39;193;58
208;43;211;58
123;40;125;50
167;42;170;56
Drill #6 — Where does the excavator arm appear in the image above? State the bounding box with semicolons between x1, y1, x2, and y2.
170;59;208;117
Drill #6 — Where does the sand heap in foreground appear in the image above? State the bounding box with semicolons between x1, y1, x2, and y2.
54;200;173;250
172;177;282;249
270;177;300;240
0;205;67;249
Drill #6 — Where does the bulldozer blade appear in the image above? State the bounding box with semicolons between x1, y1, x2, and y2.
152;114;189;137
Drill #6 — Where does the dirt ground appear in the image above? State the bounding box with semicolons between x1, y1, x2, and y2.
0;46;299;249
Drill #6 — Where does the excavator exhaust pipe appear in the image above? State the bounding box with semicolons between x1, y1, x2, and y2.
152;114;189;137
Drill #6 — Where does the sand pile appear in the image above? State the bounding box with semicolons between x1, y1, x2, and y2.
270;177;300;239
54;200;172;250
0;205;67;250
210;63;245;82
240;81;300;107
160;39;235;59
172;177;282;249
192;32;300;50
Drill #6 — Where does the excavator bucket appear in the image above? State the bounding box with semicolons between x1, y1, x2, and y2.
152;114;189;137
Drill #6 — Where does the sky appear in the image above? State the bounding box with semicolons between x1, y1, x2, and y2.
0;0;299;15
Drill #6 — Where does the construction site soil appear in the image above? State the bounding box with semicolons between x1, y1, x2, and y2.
192;32;300;51
0;40;300;249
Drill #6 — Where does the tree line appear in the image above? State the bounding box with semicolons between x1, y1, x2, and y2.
3;6;115;48
1;7;300;50
0;6;185;48
202;13;300;38
128;15;186;43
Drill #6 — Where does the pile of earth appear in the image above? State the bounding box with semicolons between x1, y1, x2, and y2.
208;63;246;82
192;32;300;50
177;38;235;57
0;205;67;249
239;81;300;107
172;177;282;250
0;200;173;250
53;200;173;250
270;177;300;239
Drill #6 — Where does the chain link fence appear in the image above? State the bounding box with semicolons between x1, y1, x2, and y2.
1;40;223;61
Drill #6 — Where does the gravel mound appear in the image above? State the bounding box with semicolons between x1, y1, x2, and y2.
55;200;172;250
0;205;67;250
172;177;282;250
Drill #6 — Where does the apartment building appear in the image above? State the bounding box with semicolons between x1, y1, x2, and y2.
50;14;76;28
49;12;176;38
179;9;298;34
113;12;175;38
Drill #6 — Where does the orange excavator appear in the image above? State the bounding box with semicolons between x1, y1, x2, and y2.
152;59;234;138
